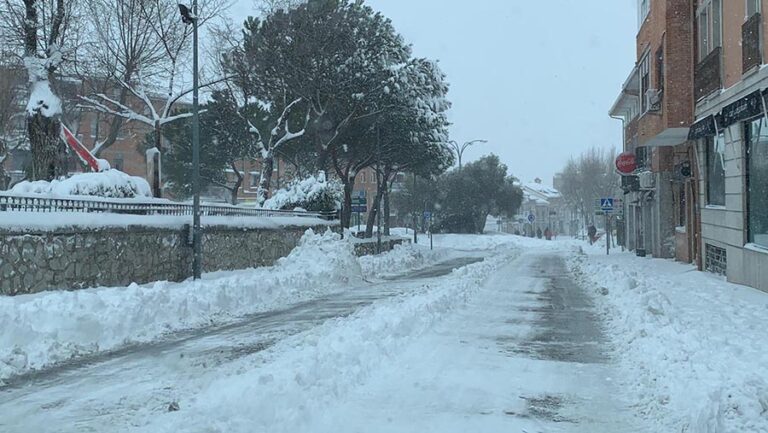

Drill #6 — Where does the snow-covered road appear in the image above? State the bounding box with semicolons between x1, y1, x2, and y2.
0;255;484;432
311;250;643;433
10;233;713;432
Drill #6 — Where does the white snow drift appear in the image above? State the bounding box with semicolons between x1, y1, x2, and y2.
10;169;152;199
570;244;768;433
0;230;447;382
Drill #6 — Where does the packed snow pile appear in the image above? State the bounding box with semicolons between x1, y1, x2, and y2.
359;242;448;278
0;229;358;382
131;252;512;433
9;169;151;199
263;172;342;212
0;228;461;382
569;248;768;433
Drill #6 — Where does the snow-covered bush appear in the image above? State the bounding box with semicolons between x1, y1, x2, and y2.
264;172;342;212
10;169;152;199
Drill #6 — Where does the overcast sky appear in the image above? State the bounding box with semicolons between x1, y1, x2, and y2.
228;1;637;186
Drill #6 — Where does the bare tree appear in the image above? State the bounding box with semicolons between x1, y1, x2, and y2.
77;0;229;196
0;0;79;180
558;146;620;225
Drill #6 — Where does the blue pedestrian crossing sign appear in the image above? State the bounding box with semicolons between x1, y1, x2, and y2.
527;212;536;223
600;198;614;211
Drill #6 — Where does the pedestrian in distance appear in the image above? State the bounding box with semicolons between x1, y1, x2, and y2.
544;227;552;241
536;228;543;239
587;224;597;245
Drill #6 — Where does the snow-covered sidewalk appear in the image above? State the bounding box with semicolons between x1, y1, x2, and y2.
569;243;768;432
0;230;446;382
125;239;522;433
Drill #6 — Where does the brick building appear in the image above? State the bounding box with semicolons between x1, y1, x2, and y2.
610;0;697;263
611;0;768;292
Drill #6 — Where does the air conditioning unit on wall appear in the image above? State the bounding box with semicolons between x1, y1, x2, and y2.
639;171;655;189
646;89;662;112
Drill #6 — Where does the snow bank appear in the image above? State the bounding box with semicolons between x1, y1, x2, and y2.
0;229;462;382
131;251;513;433
358;242;449;278
0;229;358;382
569;249;768;432
9;169;151;198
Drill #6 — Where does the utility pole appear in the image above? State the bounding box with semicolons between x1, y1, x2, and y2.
179;2;202;279
412;173;418;245
376;126;382;253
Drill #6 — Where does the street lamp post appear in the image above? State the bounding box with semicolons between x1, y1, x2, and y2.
448;139;488;170
179;2;202;279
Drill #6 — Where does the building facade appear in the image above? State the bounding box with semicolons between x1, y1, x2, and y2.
687;0;768;291
612;0;768;292
610;0;697;263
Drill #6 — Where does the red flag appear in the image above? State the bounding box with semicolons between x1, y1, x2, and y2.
60;123;101;172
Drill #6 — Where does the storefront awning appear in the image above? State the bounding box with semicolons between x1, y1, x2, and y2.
720;89;764;128
642;127;690;147
688;115;717;140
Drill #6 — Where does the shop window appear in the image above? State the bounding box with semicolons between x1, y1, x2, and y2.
705;134;726;206
746;117;768;248
697;0;722;62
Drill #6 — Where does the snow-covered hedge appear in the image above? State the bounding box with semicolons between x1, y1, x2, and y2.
264;172;342;212
9;169;152;199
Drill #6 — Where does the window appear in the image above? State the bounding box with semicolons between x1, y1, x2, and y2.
360;172;366;183
639;0;650;26
639;53;650;112
705;134;726;206
747;0;761;18
113;153;124;172
90;116;99;138
250;172;260;188
697;0;722;62
746;117;768;248
656;44;665;93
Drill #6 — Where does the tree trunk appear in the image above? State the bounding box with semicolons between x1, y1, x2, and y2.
365;177;385;238
28;113;66;181
257;151;275;204
231;172;243;205
383;187;391;236
151;123;163;198
341;181;353;229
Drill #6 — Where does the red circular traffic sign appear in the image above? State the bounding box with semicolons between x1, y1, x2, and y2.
615;152;637;174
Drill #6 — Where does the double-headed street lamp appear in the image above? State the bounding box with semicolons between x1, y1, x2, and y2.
179;2;202;279
448;139;488;170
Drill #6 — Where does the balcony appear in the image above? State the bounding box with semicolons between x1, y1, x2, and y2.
695;47;722;100
743;13;763;73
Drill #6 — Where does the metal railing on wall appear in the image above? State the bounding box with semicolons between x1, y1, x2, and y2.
0;193;338;220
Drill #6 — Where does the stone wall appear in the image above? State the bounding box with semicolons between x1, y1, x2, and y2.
0;224;332;295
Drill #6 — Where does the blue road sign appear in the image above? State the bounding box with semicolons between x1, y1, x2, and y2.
527;213;536;223
600;198;614;211
423;211;432;219
352;205;367;213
